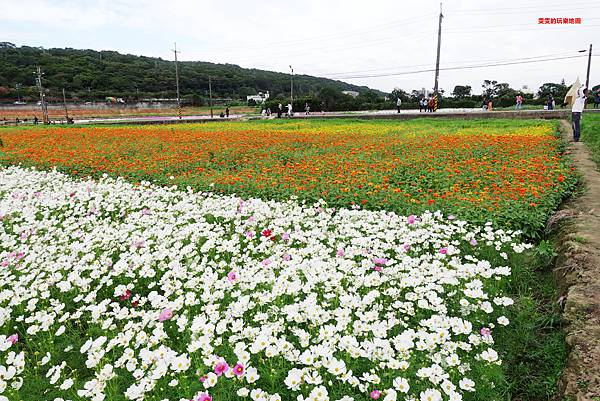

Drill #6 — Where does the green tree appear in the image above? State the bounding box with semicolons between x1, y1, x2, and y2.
537;82;568;100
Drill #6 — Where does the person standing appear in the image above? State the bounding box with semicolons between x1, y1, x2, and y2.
547;94;554;110
287;103;293;117
418;98;423;112
225;107;229;117
305;102;310;115
277;103;283;118
572;85;588;142
396;98;402;113
593;90;600;109
515;95;523;110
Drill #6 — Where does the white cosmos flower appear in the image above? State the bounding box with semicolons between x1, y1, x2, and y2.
459;378;476;391
0;166;524;401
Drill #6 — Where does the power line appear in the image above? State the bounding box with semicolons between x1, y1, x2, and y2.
326;54;587;80
456;2;600;15
320;50;583;78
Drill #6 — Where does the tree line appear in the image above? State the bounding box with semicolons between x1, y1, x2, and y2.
0;43;575;110
0;42;372;104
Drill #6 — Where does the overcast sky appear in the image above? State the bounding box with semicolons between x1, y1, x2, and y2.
1;0;599;94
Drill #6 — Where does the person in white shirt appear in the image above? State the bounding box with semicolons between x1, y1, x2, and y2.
396;98;402;113
286;103;293;117
572;85;588;142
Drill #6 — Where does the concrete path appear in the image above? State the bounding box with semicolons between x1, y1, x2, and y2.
554;120;600;400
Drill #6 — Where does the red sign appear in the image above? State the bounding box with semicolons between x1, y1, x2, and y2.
538;17;581;24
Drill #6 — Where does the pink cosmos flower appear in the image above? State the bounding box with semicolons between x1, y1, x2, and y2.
119;289;132;301
261;258;271;267
336;248;345;257
407;215;416;224
373;257;388;266
232;363;245;376
403;244;411;252
141;208;151;216
370;390;381;399
197;392;212;401
281;232;290;241
448;215;455;220
373;266;383;272
6;334;18;345
480;327;492;337
1;260;8;267
214;360;229;376
439;247;448;255
282;253;292;261
227;271;238;282
158;308;173;322
199;375;207;383
470;239;478;246
245;231;255;239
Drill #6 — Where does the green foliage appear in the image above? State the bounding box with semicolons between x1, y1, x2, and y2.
0;43;373;102
580;113;600;169
537;83;569;101
495;247;567;401
452;85;472;98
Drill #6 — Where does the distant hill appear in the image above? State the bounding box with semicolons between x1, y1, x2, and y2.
0;42;378;103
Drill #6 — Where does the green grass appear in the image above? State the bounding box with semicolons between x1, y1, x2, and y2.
580;112;600;168
495;242;567;400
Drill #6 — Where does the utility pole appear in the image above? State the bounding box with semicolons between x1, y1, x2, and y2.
289;65;294;106
173;42;182;119
62;88;69;123
433;2;443;111
35;66;49;124
209;76;213;118
585;43;592;89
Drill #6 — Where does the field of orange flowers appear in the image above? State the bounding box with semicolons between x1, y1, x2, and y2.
0;118;575;236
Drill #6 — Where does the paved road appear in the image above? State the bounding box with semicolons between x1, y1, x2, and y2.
3;108;597;126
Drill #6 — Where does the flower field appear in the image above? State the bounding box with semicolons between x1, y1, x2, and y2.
1;166;528;401
0;119;574;401
0;119;575;236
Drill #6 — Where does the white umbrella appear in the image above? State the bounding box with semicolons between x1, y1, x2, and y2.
564;77;582;107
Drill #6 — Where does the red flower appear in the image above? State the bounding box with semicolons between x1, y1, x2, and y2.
261;229;272;238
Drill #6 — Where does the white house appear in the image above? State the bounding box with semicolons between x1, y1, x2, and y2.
521;85;534;96
342;90;359;98
246;91;270;103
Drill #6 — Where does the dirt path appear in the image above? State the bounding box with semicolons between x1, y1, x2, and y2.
553;120;600;400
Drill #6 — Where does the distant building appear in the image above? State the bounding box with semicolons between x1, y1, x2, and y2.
246;91;270;103
521;85;535;96
342;90;359;98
